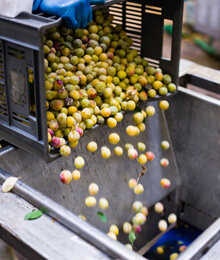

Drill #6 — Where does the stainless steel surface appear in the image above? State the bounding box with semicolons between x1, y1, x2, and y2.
0;102;180;257
200;239;220;260
179;59;220;84
0;169;145;260
0;145;15;158
0;105;180;233
177;218;220;260
0;59;220;258
0;181;111;260
166;86;220;230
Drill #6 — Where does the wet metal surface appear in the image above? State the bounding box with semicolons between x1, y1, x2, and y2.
0;105;180;235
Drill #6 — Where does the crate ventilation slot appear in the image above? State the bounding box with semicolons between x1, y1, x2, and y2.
0;42;7;117
0;84;7;117
145;5;162;15
125;2;142;53
109;4;123;25
0;42;4;84
7;46;26;60
35;13;59;21
0;99;7;116
145;58;160;67
12;112;30;126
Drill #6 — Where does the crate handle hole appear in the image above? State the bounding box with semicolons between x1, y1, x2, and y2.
162;19;173;61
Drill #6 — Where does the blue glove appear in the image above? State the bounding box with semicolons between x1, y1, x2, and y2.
90;0;105;4
33;0;92;29
33;0;42;11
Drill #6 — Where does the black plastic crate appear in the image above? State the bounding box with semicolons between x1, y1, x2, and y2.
0;0;184;162
110;0;183;85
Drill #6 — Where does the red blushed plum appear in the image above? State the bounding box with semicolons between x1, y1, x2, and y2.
50;100;63;111
133;224;142;234
145;151;155;161
126;67;135;77
51;137;65;148
75;127;83;137
155;71;163;81
87;88;97;99
160;178;171;189
139;91;148;101
57;89;68;99
89;100;96;109
139;76;147;87
160;158;169;167
179;245;187;252
53;79;64;90
60;170;72;184
48;128;54;138
127;148;138;160
59;138;66;147
51;137;61;148
107;52;114;59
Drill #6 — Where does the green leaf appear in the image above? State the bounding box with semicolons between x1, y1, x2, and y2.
63;42;73;49
134;105;141;114
129;230;136;246
24;210;43;220
97;211;107;223
40;207;49;213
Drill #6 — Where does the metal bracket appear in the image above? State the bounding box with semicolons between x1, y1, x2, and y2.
0;140;15;157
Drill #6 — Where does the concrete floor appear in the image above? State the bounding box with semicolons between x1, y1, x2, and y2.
163;27;220;70
180;38;220;70
180;34;220;70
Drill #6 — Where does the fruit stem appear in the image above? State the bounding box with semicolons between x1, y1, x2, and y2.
136;166;147;184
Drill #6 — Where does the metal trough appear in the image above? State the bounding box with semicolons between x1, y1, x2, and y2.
0;59;219;259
